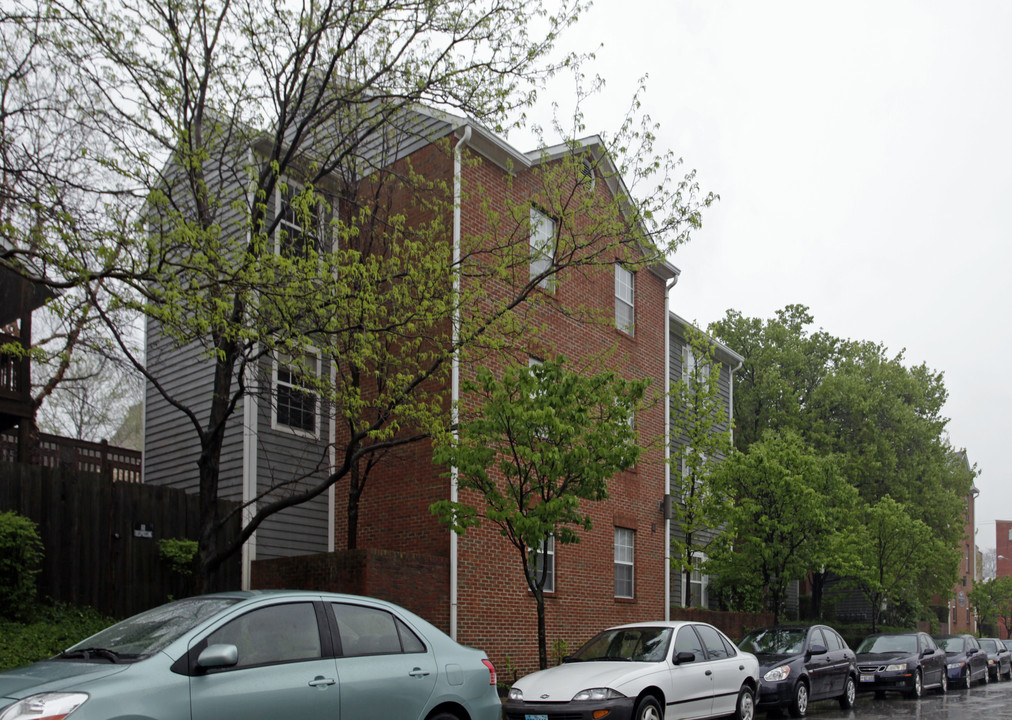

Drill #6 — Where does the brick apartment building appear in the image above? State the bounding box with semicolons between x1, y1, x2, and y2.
146;108;680;673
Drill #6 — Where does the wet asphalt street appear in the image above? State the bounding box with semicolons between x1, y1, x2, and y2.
785;678;1012;720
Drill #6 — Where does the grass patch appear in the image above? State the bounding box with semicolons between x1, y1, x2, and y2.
0;602;116;671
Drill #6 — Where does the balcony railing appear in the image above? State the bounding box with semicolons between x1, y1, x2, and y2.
0;430;142;483
0;331;30;407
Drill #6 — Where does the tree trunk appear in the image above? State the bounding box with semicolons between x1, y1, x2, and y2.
535;588;548;670
347;461;361;550
810;571;826;619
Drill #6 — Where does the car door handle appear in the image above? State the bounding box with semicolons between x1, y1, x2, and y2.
705;670;712;676
409;667;431;678
309;676;336;688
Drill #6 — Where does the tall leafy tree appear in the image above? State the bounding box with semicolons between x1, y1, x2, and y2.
4;0;714;589
969;576;1012;638
430;357;646;669
705;430;858;624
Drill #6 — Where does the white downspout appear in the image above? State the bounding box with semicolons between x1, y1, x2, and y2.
664;281;676;621
451;125;472;640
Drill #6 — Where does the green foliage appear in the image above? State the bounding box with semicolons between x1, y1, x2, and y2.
0;511;45;620
669;323;734;605
551;638;570;666
705;430;858;623
158;538;198;576
0;603;114;671
431;356;647;668
970;576;1012;637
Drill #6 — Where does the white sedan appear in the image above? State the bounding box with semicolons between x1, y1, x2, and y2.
503;621;759;720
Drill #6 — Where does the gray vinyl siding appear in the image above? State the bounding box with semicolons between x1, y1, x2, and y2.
668;313;740;610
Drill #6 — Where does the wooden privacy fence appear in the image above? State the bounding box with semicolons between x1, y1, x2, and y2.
0;461;240;618
0;430;142;483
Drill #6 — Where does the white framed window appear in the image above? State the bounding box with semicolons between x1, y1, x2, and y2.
614;527;635;598
688;552;709;607
275;182;321;258
682;345;711;384
530;207;556;290
272;350;320;438
615;264;635;334
531;536;555;593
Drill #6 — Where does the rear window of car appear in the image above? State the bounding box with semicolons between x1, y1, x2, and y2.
330;603;426;657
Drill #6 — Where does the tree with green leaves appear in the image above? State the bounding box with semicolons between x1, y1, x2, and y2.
4;0;715;590
851;495;957;632
705;429;858;624
669;322;732;607
430;356;646;669
970;576;1012;638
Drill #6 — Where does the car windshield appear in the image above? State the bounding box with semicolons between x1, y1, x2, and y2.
856;635;916;654
935;637;965;653
62;597;240;659
739;628;806;655
980;639;998;653
570;627;673;663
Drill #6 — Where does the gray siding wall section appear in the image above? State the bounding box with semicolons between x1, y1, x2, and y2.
251;352;331;559
668;316;736;610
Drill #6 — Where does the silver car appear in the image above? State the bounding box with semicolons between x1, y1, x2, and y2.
0;591;500;720
504;621;759;720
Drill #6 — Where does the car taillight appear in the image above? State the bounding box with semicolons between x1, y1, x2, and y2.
482;658;497;686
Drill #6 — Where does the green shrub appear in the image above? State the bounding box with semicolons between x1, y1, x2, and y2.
158;538;198;576
0;511;44;619
0;603;114;671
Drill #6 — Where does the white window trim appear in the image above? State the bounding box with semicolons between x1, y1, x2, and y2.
615;264;635;335
614;527;635;599
530;207;556;290
274;180;323;257
271;349;322;439
688;551;709;608
682;345;711;384
532;536;555;593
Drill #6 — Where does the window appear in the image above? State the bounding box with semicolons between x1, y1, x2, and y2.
330;603;425;656
531;536;555;593
682;345;711;384
276;183;321;258
273;351;320;437
614;527;635;598
530;207;555;290
694;624;730;659
673;626;704;662
688;552;708;608
204;603;322;669
615;264;635;334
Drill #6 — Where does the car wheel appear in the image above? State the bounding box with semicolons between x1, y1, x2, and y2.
839;675;857;709
732;685;755;720
788;680;808;717
937;670;948;694
906;669;922;699
633;695;662;720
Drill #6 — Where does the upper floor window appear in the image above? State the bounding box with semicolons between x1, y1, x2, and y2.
531;536;555;593
682;345;712;384
273;350;320;438
688;552;708;608
615;264;635;335
530;207;556;290
276;183;322;258
614;527;635;598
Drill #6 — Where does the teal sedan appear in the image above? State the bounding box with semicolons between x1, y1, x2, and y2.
0;591;500;720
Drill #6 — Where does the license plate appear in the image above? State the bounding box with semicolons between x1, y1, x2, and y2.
860;674;875;683
525;716;548;720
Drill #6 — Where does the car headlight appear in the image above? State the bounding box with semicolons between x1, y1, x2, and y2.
572;688;626;702
508;688;524;701
884;663;908;672
763;665;791;682
947;662;964;669
0;693;88;720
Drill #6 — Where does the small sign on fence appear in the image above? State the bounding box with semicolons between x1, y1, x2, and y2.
133;523;154;539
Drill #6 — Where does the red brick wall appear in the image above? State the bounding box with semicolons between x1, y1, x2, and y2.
251;549;450;631
329;134;672;675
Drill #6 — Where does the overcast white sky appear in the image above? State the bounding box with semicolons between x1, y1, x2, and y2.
515;1;1011;549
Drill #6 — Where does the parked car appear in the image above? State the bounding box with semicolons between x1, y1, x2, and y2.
738;624;857;717
934;633;989;689
854;631;948;697
0;591;500;720
1004;638;1012;654
503;621;759;720
978;637;1012;681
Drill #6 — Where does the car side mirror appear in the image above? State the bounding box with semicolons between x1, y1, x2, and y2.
968;648;979;655
197;644;239;670
808;644;828;657
674;651;696;664
921;648;934;657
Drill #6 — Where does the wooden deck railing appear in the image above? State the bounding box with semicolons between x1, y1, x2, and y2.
0;430;142;483
0;331;29;405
